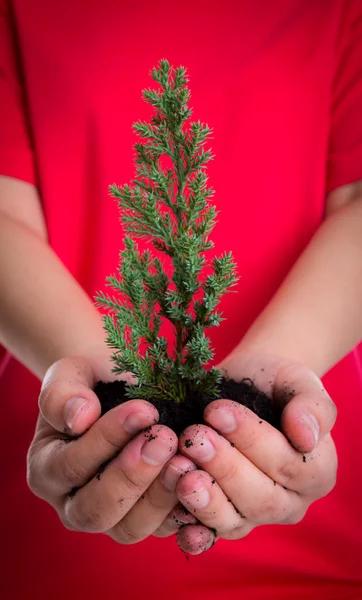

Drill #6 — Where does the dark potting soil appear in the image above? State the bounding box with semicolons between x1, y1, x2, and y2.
94;377;281;435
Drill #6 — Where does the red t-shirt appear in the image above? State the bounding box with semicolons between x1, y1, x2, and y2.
1;1;362;599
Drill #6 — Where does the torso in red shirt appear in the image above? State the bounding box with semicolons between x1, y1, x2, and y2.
1;1;362;598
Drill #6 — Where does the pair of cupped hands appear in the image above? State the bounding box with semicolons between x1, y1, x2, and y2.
27;349;337;555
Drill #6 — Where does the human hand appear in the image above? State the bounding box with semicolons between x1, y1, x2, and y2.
154;350;337;554
27;355;196;544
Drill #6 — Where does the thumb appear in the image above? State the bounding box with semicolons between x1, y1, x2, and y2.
39;356;102;436
276;367;337;453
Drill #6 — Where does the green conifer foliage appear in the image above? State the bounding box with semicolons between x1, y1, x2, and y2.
96;59;238;403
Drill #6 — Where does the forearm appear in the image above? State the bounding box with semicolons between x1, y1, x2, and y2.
0;212;106;379
239;199;362;376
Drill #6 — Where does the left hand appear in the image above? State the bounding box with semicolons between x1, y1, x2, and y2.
153;349;338;554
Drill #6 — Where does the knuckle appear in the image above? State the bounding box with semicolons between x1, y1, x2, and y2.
110;522;143;545
68;502;106;533
121;468;147;493
236;429;258;453
247;487;290;525
26;444;47;498
277;455;300;486
300;438;338;497
146;489;169;512
247;500;276;524
152;527;174;538
60;515;78;532
221;522;251;540
98;422;124;454
60;455;88;488
26;436;65;498
260;503;281;524
282;506;306;525
26;447;37;489
26;465;43;498
26;461;41;496
213;461;238;488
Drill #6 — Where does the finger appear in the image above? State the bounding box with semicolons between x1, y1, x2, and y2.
153;504;198;538
215;399;336;496
39;357;102;435
177;525;216;555
204;399;334;494
176;470;252;540
108;455;196;544
64;425;177;532
29;400;159;497
274;363;337;452
180;425;305;524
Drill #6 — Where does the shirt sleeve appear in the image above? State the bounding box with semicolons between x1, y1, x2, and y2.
0;0;36;184
327;0;362;193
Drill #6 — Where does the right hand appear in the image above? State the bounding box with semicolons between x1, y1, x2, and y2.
27;355;197;544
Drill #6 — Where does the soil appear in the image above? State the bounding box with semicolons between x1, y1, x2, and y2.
94;377;281;435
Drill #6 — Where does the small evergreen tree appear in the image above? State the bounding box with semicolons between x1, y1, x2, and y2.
96;59;238;404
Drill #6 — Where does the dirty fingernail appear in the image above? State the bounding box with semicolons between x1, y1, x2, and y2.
300;413;319;447
142;436;175;466
124;412;155;435
183;486;210;509
183;437;215;462
64;397;88;430
212;408;237;433
161;464;183;492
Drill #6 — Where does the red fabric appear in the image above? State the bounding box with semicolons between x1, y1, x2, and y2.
0;0;35;183
1;1;362;598
327;0;362;192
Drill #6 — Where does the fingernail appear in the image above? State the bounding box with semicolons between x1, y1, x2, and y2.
183;437;215;462
172;506;198;525
141;436;175;466
64;397;88;430
183;486;210;509
300;413;319;447
124;412;155;435
213;408;237;433
161;464;183;492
